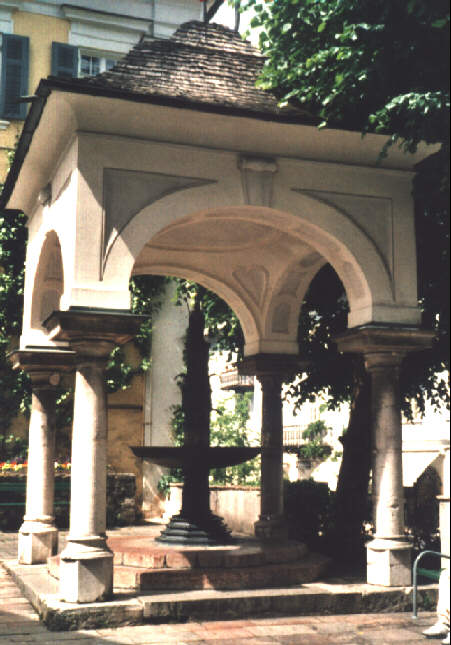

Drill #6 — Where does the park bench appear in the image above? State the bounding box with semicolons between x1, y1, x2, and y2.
0;478;70;508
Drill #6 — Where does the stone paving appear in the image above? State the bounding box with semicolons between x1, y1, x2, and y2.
0;529;440;644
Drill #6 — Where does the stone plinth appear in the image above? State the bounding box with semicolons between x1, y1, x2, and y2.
366;538;413;587
48;532;329;593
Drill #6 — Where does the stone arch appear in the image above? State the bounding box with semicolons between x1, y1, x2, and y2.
103;182;398;354
30;230;64;333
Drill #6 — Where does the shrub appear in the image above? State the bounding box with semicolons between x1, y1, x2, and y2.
283;478;333;549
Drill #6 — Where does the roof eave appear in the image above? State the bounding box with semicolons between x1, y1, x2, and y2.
0;76;320;212
0;82;52;211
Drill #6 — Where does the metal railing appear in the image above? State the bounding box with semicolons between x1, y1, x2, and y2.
412;550;450;619
219;369;254;391
283;425;309;446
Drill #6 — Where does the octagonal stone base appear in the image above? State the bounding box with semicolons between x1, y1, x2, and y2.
60;553;114;603
367;539;412;587
18;524;58;564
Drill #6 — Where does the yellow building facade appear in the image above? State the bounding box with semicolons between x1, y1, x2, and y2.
1;9;68;179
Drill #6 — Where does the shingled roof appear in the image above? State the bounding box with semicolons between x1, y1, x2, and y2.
54;20;313;121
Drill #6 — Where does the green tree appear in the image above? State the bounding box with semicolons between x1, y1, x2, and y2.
242;0;449;154
210;392;260;485
238;0;449;561
0;207;31;429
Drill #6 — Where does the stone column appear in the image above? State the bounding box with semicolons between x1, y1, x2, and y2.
255;373;285;539
239;354;301;541
335;327;434;587
9;349;74;565
44;310;144;603
364;351;412;586
59;340;114;603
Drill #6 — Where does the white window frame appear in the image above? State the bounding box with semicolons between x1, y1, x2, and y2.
78;48;119;78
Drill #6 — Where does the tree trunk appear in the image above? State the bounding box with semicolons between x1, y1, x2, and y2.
332;358;372;566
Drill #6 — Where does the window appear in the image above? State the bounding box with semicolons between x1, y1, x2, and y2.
79;53;117;77
0;33;29;120
52;42;118;79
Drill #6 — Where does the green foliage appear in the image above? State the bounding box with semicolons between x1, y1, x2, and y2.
0;205;31;427
290;442;332;463
159;391;260;493
285;419;331;463
170;402;185;447
301;419;328;442
172;279;244;358
287;263;354;410
210;392;253;446
0;434;28;463
283;479;333;548
209;392;260;485
241;0;449;154
105;275;168;393
157;472;182;496
0;209;27;337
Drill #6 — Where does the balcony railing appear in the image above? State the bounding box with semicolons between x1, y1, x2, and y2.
219;368;254;392
283;425;309;446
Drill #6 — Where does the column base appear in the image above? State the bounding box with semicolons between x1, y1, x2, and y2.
18;521;58;564
366;538;412;587
59;536;113;603
59;553;113;603
254;516;288;541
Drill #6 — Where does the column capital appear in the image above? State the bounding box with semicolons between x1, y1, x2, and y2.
334;325;434;361
43;309;146;352
238;353;307;379
9;347;75;388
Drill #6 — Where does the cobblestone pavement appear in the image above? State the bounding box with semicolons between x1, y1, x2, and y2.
0;559;438;645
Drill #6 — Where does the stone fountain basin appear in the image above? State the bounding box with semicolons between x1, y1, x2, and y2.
130;446;260;468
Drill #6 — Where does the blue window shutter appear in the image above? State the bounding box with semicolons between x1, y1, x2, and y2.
51;42;78;78
0;33;29;120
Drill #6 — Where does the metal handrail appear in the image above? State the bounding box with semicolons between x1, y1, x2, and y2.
412;550;450;619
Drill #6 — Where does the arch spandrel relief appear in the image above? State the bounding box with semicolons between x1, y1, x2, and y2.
296;189;394;282
102;168;215;273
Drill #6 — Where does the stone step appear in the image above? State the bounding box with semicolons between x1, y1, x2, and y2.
139;582;439;624
108;534;308;570
115;551;330;591
4;557;438;632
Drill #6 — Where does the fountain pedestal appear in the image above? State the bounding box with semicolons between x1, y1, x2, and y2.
133;296;260;544
131;446;260;544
